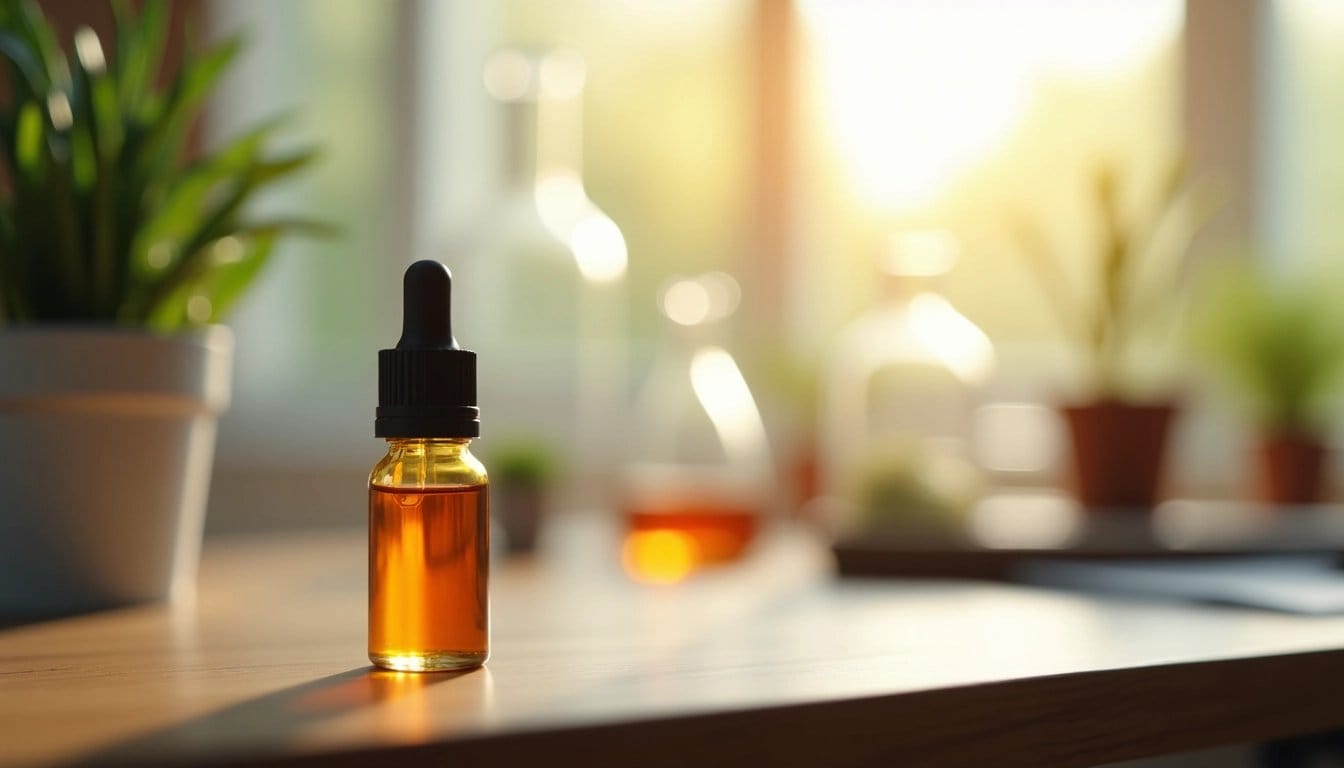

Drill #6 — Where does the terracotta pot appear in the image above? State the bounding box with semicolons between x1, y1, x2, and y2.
1060;400;1176;512
1258;432;1329;506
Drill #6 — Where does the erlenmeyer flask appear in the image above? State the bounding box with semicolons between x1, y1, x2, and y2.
621;273;774;582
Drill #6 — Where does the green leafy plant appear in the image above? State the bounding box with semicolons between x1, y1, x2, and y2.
0;0;324;330
1192;261;1344;437
854;438;981;534
1011;155;1223;398
489;438;558;489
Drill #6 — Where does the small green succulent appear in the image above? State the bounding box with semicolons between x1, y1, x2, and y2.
490;438;558;489
0;0;324;330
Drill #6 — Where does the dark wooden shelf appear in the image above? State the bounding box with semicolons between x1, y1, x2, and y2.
836;496;1344;580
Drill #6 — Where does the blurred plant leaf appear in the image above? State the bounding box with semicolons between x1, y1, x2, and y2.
1009;153;1224;398
0;0;324;330
111;0;167;119
134;36;240;184
203;232;275;322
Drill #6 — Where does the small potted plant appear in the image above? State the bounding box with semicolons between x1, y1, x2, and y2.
1012;156;1221;511
852;439;982;541
1192;262;1344;505
489;439;558;555
0;1;321;614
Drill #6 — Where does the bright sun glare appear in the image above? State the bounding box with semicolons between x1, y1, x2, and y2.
799;0;1183;212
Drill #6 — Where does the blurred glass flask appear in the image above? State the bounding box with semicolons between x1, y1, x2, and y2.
464;49;628;499
622;273;774;583
818;231;994;533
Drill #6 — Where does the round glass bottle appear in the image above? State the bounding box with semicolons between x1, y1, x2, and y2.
369;438;489;671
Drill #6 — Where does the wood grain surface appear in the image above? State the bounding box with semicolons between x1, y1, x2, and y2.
5;520;1344;767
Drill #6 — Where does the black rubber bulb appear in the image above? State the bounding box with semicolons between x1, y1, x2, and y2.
397;260;458;350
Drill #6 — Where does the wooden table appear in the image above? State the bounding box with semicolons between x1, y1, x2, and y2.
5;521;1344;768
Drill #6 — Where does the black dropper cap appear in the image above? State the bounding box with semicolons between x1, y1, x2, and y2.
375;261;479;438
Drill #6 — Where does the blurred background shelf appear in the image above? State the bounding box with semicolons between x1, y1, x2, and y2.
834;494;1344;581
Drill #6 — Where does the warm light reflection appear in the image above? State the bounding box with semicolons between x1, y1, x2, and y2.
698;272;741;319
660;273;741;326
907;293;994;384
622;529;697;584
376;655;434;673
882;230;958;277
537;50;588;100
535;171;588;239
482;50;532;102
73;26;105;74
47;92;73;131
799;0;1182;211
569;212;628;283
662;279;712;326
186;295;213;324
689;346;771;468
212;236;245;265
371;669;432;740
534;172;628;283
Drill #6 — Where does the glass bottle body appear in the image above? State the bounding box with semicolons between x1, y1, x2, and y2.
368;438;489;672
820;265;993;535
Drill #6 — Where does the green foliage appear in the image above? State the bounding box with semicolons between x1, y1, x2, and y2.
0;0;325;330
1191;261;1344;437
853;438;980;533
489;438;558;488
1011;155;1223;398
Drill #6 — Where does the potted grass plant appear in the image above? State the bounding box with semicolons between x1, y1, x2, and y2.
0;0;321;614
1012;156;1221;511
490;439;558;555
1192;262;1344;506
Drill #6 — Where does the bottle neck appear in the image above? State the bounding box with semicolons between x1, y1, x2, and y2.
502;94;585;188
385;437;473;456
880;272;944;302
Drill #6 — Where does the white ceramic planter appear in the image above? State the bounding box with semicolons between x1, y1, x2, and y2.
0;327;232;615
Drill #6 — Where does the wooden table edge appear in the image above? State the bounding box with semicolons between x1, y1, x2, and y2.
81;647;1344;768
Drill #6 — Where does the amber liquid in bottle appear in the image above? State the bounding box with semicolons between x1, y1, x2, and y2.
369;483;489;671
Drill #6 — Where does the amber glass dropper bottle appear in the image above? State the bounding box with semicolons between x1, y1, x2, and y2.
370;260;488;672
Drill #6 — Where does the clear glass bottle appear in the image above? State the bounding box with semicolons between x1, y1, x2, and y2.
370;260;487;672
819;231;993;534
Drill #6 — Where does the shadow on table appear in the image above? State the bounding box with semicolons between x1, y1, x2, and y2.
0;606;134;631
70;666;476;766
0;614;70;631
